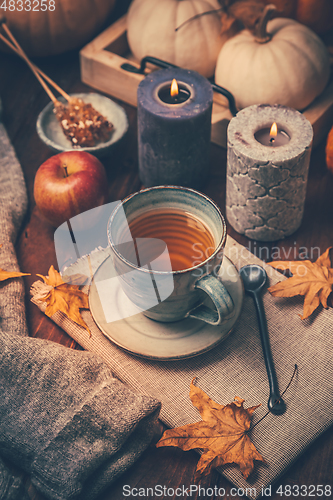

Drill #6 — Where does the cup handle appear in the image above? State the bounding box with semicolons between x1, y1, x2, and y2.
188;274;234;325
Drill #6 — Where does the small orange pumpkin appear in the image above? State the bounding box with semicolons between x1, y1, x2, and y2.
264;0;333;34
326;126;333;174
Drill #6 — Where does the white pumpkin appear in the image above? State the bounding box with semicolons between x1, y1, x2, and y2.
215;12;330;110
127;0;228;78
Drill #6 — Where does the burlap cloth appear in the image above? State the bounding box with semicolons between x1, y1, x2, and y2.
31;236;333;499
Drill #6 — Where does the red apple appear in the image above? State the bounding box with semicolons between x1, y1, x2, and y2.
34;151;108;227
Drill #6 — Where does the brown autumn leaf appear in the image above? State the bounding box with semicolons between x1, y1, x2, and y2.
156;379;264;480
218;0;266;34
37;265;90;335
0;244;30;282
268;247;333;319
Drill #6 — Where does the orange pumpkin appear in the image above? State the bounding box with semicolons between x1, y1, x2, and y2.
326;126;333;174
264;0;333;34
3;0;117;57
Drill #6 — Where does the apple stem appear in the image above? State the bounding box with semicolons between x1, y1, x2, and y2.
63;164;68;177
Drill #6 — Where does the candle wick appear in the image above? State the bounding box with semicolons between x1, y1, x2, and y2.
270;137;275;143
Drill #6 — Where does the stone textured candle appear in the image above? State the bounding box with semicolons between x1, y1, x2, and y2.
226;104;313;241
137;67;213;188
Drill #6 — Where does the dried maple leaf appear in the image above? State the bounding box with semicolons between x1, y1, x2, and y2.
268;247;333;319
176;0;266;37
0;244;30;282
218;0;267;34
156;379;264;480
37;265;90;335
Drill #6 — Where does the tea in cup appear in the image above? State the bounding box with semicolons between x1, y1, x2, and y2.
107;186;234;324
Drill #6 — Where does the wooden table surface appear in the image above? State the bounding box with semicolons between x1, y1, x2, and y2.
0;4;332;499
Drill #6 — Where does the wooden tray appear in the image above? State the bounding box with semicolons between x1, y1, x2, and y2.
80;14;333;148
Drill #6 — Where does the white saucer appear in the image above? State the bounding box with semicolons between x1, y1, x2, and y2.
89;254;244;360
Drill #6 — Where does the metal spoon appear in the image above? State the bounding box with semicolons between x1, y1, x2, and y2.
239;264;286;415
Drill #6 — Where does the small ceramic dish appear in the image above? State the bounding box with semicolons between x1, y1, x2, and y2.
36;92;128;157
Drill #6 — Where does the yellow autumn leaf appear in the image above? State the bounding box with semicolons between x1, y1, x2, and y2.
268;247;333;319
37;265;90;335
0;244;30;282
156;378;264;480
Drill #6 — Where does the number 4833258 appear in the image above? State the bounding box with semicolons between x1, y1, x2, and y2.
276;485;332;497
0;0;55;11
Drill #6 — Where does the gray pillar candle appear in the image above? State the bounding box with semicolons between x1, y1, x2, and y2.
137;67;213;188
226;104;313;241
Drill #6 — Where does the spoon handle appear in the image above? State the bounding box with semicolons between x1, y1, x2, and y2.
253;291;286;415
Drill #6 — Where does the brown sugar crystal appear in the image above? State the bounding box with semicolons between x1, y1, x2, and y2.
54;98;114;147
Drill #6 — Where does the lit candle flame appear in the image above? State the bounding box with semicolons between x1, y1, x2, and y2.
170;79;179;97
270;122;278;137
